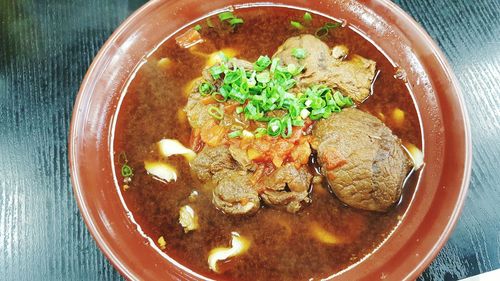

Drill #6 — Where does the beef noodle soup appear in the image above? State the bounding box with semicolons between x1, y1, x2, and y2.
114;6;423;281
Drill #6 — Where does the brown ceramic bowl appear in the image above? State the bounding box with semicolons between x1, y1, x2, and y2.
69;0;471;280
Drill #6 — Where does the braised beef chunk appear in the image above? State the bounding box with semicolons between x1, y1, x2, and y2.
190;146;237;182
260;164;312;213
213;171;260;215
184;87;212;129
191;146;260;215
312;108;413;212
273;34;376;103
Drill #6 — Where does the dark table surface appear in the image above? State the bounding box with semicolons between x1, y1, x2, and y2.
1;0;499;280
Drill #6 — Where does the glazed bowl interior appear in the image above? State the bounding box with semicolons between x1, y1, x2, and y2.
69;0;471;280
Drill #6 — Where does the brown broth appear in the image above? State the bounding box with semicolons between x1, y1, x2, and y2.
114;6;422;281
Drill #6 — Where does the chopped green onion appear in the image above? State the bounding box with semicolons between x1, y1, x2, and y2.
270;58;280;73
212;92;227;102
193;24;202;31
267;118;283;137
199;82;215;96
121;163;133;177
292;118;305;127
315;22;342;38
303;12;313;22
281;116;293;138
208;106;224;120
202;51;353;138
286;64;304;76
256;71;270;83
254;127;267;138
325;22;342;29
254;55;272;71
228;130;242;138
290;21;304;30
209;65;225;79
224;70;242;84
300;108;310;119
333;91;346;106
315;27;329;38
218;11;235;21
291;48;307;59
218;11;244;28
229;18;244;26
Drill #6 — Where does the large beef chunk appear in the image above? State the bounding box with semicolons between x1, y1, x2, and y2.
212;171;260;215
190;146;237;182
312;108;412;212
190;144;257;183
192;146;260;215
273;34;376;103
260;164;312;213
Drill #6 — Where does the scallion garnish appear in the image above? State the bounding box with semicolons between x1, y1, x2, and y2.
254;127;267;138
194;24;202;31
199;82;215;96
303;12;313;22
254;55;272;72
281;116;293;138
201;54;353;139
315;22;342;38
325;22;342;29
228;130;242;138
208;106;224;120
121;163;133;177
315;27;329;38
218;11;244;28
229;18;244;26
212;92;227;102
119;152;133;178
291;48;307;59
218;11;235;21
209;65;225;79
256;71;270;83
267;118;283;137
290;21;304;30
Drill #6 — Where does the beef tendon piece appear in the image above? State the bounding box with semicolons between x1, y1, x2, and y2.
273;34;376;103
312;108;413;212
260;164;313;213
212;171;260;215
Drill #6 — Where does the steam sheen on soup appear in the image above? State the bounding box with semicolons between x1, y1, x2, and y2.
114;6;422;281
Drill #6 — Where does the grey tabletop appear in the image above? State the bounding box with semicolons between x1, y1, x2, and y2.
0;0;499;280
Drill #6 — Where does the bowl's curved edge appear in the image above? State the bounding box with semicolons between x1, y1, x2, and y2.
377;0;472;279
68;0;473;280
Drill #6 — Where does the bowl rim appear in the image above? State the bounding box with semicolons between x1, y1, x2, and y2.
69;0;472;280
